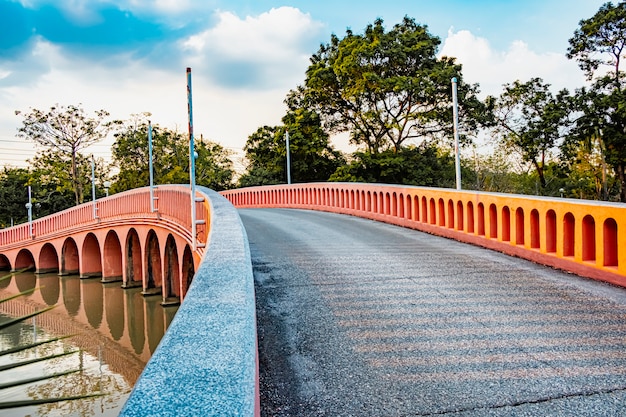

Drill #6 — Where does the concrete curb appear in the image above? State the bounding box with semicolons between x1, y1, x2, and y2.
120;187;259;416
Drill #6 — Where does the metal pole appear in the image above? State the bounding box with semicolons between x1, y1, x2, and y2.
187;67;197;251
285;130;291;185
148;121;155;212
91;155;97;219
26;186;32;237
451;77;462;190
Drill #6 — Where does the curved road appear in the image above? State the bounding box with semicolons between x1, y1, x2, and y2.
240;208;626;416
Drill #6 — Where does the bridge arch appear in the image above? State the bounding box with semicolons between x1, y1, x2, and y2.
163;234;180;304
38;243;59;274
15;248;35;271
61;237;79;275
124;228;143;288
81;233;102;278
103;230;123;282
144;230;162;293
0;254;11;271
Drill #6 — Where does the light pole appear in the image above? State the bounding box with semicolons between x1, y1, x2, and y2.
451;77;462;191
285;130;291;185
25;185;33;238
104;181;111;197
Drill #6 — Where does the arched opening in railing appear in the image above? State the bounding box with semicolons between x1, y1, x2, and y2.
564;212;575;257
604;218;618;267
467;202;474;233
582;215;596;262
489;204;497;239
406;195;412;220
438;198;445;227
477;203;485;236
515;208;524;245
421;196;428;223
398;193;404;218
502;206;511;242
546;210;557;253
447;200;454;229
429;198;436;225
456;201;464;231
531;209;540;249
413;196;420;222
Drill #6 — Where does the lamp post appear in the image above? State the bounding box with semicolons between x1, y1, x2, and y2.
451;77;461;191
285;130;291;185
25;185;33;238
104;181;111;197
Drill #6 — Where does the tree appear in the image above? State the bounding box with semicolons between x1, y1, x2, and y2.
239;107;345;187
111;120;234;193
16;104;116;205
567;1;626;86
0;167;30;227
302;16;486;154
567;2;626;201
492;78;571;189
329;144;456;187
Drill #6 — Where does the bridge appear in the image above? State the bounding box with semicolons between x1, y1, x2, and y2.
0;183;625;415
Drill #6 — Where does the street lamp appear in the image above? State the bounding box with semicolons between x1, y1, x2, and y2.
25;185;33;237
104;181;111;197
285;130;291;185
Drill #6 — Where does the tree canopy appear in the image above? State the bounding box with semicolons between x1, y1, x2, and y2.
302;16;486;154
15;104;116;205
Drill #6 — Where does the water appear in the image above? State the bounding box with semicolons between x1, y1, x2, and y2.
0;272;178;416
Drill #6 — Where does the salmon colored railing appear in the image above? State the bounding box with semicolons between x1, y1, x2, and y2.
0;185;208;254
221;183;626;287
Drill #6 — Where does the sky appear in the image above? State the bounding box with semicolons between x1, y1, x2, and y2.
0;0;611;171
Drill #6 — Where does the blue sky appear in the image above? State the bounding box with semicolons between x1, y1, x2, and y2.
0;0;610;169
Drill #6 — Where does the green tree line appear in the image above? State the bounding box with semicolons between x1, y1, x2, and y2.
2;2;625;227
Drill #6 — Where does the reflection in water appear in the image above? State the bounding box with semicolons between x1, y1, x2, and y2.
15;273;36;293
0;274;10;289
83;278;104;329
39;274;60;306
0;272;178;416
62;276;81;316
104;283;124;341
144;295;165;354
126;289;145;355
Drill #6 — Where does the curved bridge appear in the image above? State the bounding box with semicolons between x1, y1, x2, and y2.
0;185;207;303
1;182;625;415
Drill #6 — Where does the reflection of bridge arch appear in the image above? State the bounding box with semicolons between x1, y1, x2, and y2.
0;254;10;271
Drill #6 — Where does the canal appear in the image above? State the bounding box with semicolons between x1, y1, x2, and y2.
0;272;178;416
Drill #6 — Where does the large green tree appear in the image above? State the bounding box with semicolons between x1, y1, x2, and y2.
111;120;234;193
239;108;345;187
15;104;116;205
566;2;626;201
302;16;486;154
492;78;571;189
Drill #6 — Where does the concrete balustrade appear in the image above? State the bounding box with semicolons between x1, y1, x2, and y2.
221;183;626;287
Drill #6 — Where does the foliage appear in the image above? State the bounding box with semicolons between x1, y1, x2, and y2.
239;107;345;187
301;16;488;154
567;2;626;201
329;144;456;187
492;78;571;188
111;119;235;193
15;104;117;205
567;1;626;84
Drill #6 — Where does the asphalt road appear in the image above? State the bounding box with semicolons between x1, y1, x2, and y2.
240;208;626;417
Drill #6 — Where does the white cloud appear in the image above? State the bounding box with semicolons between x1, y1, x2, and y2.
439;28;587;97
182;7;324;88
